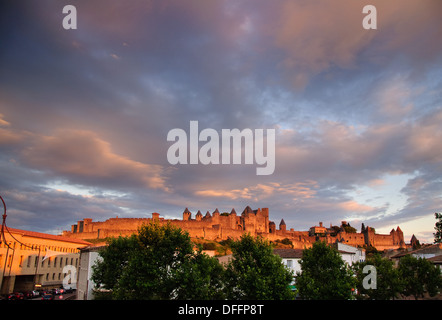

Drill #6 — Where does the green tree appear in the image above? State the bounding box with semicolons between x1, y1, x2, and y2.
175;248;225;299
398;254;442;300
353;254;402;300
295;241;355;300
434;212;442;244
91;234;139;299
91;222;225;300
224;233;295;300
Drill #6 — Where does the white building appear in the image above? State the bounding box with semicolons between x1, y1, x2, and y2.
391;243;442;267
273;249;303;275
77;245;104;300
333;242;366;265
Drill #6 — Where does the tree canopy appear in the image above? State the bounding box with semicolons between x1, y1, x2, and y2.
434;212;442;244
91;222;224;299
91;224;294;300
295;241;355;300
224;233;295;300
353;254;402;300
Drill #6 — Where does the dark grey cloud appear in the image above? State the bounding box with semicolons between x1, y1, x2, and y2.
0;0;441;241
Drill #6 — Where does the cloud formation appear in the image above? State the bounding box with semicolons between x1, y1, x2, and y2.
21;129;170;192
0;1;441;241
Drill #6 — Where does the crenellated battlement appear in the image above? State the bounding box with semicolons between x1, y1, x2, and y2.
62;206;407;250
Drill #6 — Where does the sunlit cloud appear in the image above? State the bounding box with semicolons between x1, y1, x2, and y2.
0;0;441;241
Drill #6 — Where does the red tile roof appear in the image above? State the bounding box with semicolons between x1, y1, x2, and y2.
6;227;92;245
273;248;303;258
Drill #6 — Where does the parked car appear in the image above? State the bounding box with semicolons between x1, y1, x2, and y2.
23;291;34;299
50;288;61;295
42;293;54;300
7;292;24;300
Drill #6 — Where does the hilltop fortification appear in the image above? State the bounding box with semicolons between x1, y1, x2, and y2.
62;206;406;250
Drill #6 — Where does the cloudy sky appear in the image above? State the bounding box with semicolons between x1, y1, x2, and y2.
1;0;441;242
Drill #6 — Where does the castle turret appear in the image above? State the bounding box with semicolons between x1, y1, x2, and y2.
152;212;160;221
195;210;203;221
229;208;238;229
183;208;191;221
279;219;286;232
269;221;276;233
242;206;253;216
395;226;404;247
212;208;220;223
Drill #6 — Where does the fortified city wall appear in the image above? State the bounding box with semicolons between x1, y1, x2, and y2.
62;206;406;250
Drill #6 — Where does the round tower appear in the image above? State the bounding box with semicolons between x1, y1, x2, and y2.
279;219;286;232
183;208;191;221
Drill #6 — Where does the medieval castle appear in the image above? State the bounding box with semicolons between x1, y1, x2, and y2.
62;206;406;251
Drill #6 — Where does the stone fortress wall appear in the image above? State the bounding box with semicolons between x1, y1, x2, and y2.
62;206;406;250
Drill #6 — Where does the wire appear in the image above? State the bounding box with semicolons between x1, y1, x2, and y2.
0;194;35;251
0;194;12;249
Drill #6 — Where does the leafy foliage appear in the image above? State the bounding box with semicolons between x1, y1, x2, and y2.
398;254;442;300
434;212;442;244
353;254;402;300
224;234;295;300
92;222;224;299
295;241;355;300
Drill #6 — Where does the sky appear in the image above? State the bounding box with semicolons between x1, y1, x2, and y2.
1;0;441;243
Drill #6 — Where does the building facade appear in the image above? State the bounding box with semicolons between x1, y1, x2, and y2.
0;227;90;295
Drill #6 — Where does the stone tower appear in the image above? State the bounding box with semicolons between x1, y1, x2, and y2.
279;219;286;232
183;208;191;221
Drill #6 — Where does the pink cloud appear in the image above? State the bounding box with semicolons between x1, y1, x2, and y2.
195;181;318;202
262;0;442;87
20;129;170;192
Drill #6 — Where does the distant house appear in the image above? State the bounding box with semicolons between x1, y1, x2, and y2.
427;255;442;270
274;243;365;276
391;243;442;267
332;242;366;265
273;249;303;276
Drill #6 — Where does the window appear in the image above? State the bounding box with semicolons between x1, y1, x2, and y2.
286;259;293;268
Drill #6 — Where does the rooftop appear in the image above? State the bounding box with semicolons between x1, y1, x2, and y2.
6;227;92;246
273;248;303;259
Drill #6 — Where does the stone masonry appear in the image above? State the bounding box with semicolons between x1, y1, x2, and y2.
62;206;406;250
